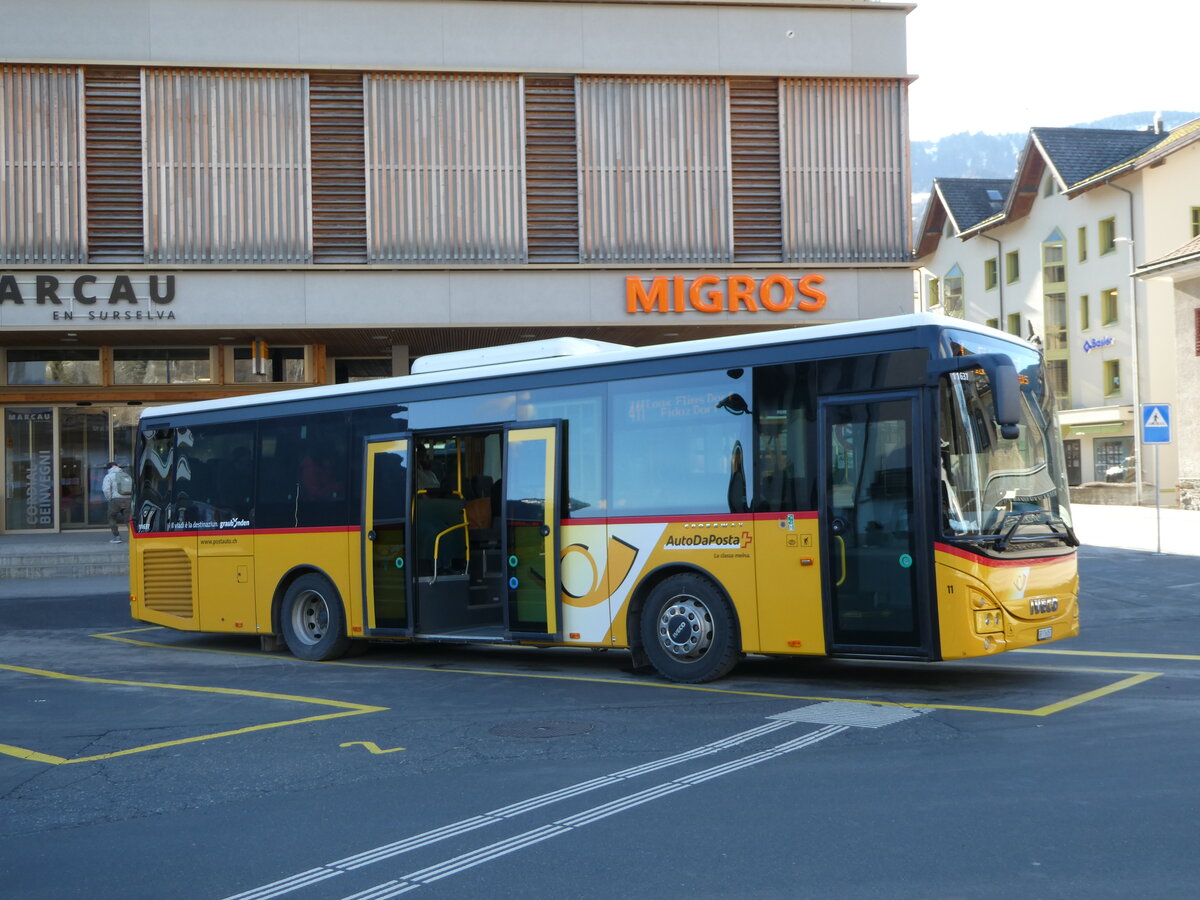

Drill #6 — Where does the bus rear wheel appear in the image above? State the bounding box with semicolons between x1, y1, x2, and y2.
280;574;351;661
640;574;739;683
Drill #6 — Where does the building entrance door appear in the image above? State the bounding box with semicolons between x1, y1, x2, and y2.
60;408;111;528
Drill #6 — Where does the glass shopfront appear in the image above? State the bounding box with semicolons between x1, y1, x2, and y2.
3;406;140;531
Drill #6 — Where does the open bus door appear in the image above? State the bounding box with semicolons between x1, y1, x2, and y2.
362;434;413;635
503;422;563;641
819;394;935;657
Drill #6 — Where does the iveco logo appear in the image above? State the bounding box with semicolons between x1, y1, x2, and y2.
1030;597;1059;615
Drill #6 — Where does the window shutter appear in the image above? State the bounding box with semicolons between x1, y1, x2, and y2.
310;72;367;263
524;76;579;263
85;67;144;262
730;78;782;262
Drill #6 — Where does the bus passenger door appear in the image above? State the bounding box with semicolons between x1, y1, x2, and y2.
362;435;413;635
819;395;932;656
503;422;563;641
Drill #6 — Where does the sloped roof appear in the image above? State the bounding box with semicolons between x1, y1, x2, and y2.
1068;117;1200;195
1137;234;1200;279
1031;127;1162;188
912;177;1011;259
936;178;1012;231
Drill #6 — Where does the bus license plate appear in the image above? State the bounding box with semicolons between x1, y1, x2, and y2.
1037;626;1053;641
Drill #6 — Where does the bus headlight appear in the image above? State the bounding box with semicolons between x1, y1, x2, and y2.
974;609;1004;634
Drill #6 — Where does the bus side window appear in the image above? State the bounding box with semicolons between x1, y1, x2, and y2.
752;362;816;513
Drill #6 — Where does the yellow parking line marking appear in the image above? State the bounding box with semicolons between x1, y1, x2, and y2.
1020;648;1200;662
90;629;1160;717
341;741;406;754
0;662;387;766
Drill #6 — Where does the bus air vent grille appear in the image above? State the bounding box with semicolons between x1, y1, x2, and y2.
142;548;194;618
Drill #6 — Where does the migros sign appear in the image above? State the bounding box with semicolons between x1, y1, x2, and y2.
626;273;827;315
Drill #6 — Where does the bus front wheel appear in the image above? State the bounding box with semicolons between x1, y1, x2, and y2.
280;574;351;661
640;574;739;683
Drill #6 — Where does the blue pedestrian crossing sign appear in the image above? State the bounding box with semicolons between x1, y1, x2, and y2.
1142;404;1171;444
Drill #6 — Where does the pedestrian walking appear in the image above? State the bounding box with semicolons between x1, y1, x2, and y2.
102;461;133;543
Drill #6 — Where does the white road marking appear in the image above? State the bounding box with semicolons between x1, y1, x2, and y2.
222;703;921;900
351;725;850;893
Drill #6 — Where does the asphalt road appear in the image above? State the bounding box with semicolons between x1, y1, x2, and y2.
2;545;1199;899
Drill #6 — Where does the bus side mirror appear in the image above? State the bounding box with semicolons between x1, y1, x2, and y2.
928;353;1021;440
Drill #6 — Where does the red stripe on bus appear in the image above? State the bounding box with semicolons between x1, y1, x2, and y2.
565;511;817;527
935;542;1075;567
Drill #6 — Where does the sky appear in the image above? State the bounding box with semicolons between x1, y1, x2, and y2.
905;0;1197;141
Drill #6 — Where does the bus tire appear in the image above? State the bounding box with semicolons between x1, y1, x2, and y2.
280;574;351;662
640;574;739;683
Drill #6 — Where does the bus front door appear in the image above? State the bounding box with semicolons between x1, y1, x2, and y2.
362;435;413;635
820;395;932;656
503;423;563;641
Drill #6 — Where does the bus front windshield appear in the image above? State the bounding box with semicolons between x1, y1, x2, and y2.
938;330;1074;547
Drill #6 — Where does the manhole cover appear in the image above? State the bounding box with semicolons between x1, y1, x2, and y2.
489;720;594;738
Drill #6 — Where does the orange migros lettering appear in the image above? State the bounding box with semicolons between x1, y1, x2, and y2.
797;273;827;311
689;274;723;313
727;275;759;312
758;274;794;312
627;276;670;313
626;273;829;315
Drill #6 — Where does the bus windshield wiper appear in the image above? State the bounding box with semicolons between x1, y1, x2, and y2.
1046;517;1081;547
996;514;1079;551
995;519;1022;551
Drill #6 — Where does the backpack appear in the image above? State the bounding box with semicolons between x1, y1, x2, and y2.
116;469;133;495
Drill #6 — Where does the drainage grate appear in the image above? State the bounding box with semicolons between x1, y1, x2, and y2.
769;701;927;729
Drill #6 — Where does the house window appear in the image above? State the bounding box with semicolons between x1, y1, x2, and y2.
1042;233;1068;352
1103;359;1121;397
984;257;998;290
1007;312;1021;336
1095;437;1133;482
1080;295;1090;331
113;349;212;385
986;317;999;330
1046;358;1070;409
1101;288;1119;326
233;346;308;383
943;265;964;317
1192;207;1200;238
1043;175;1055;197
1099;217;1117;255
1005;250;1020;284
1078;225;1087;262
926;277;940;309
5;349;101;386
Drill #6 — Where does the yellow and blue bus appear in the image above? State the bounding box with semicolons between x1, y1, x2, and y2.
129;314;1079;682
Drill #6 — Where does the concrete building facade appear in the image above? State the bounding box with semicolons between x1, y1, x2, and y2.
0;0;917;532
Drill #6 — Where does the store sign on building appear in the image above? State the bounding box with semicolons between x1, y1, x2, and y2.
0;274;177;321
1082;336;1114;353
626;274;828;315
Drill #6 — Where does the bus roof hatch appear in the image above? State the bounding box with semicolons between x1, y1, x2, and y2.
411;338;630;375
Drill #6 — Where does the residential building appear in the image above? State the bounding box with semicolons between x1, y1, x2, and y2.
1137;235;1200;509
914;119;1200;506
0;0;917;532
